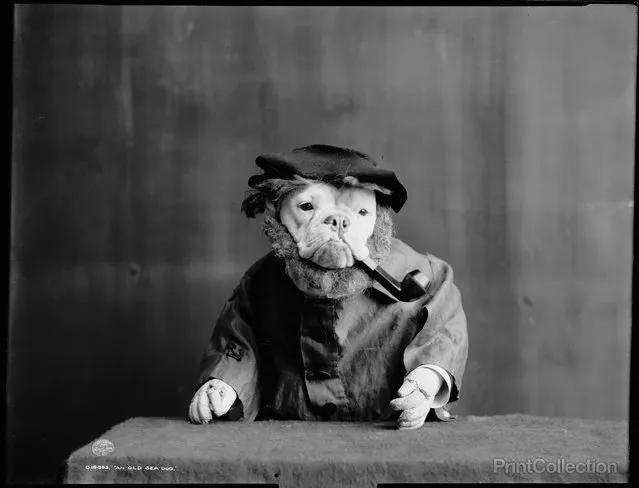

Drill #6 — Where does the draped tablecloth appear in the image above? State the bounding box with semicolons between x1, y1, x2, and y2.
63;414;628;485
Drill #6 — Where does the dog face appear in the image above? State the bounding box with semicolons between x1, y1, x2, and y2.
279;182;377;269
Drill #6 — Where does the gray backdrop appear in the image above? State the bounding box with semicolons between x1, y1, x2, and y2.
9;5;634;483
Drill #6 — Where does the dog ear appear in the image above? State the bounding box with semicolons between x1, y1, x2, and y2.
241;176;312;219
241;190;269;218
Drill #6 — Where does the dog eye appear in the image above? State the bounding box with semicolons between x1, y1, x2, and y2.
358;209;369;216
298;202;314;211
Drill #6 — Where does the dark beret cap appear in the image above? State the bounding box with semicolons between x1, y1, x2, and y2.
248;144;408;212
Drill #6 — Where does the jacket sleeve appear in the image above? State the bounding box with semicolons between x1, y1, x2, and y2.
403;254;469;404
197;273;261;421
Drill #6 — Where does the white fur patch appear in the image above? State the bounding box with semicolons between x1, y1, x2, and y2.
279;181;377;269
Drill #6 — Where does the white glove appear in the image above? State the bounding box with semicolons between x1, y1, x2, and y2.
390;367;444;430
188;378;238;424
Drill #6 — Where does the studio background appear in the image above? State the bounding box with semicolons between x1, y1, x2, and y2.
9;5;634;484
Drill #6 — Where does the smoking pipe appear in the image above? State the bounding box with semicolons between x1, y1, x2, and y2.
357;257;430;302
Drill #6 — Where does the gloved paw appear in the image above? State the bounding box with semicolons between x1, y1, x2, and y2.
396;398;431;429
188;379;237;424
390;368;442;430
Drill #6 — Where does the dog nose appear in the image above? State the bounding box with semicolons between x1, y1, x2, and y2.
324;215;350;232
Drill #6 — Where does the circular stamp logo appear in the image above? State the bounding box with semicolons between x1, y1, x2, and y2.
92;439;115;456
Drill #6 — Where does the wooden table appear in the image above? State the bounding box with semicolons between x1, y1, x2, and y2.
63;414;628;485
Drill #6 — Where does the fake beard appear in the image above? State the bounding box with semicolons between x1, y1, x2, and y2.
261;206;395;300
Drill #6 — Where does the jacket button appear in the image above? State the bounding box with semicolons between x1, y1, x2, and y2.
311;329;328;343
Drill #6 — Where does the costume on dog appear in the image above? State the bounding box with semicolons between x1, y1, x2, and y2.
194;145;468;425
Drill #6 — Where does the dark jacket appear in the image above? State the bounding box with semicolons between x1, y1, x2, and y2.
197;238;469;421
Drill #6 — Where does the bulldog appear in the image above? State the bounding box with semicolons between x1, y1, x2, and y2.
189;145;468;429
